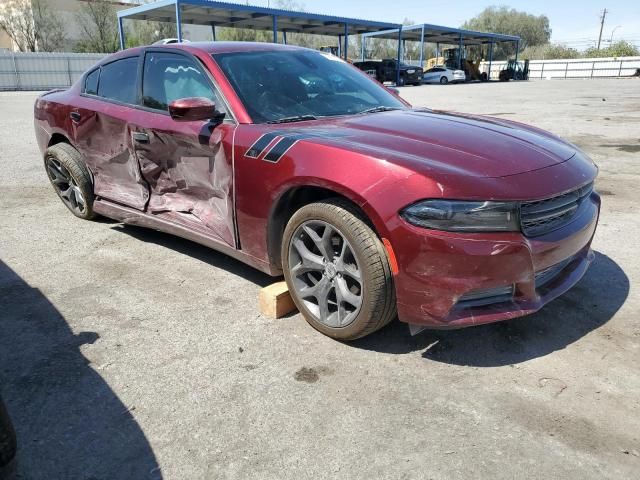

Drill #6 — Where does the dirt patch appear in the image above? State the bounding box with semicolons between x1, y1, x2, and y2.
293;366;333;383
294;367;320;383
599;143;640;153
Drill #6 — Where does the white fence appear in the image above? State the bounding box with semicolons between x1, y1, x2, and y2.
0;52;105;91
481;56;640;80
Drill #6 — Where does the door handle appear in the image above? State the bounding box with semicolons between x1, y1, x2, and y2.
70;112;81;123
133;132;149;144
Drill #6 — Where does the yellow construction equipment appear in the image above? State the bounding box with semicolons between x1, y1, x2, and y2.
425;48;487;81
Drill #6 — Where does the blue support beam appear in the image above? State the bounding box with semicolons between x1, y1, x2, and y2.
283;30;287;44
513;39;519;79
458;32;463;70
118;16;125;50
419;24;425;67
396;25;403;85
272;15;277;43
488;41;494;80
361;36;365;61
211;24;216;41
344;23;348;60
175;0;183;42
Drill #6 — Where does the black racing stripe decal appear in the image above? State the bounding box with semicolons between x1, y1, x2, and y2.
245;132;282;158
246;129;350;162
263;136;301;162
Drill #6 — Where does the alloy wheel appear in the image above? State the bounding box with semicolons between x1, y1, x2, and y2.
288;220;363;328
45;156;87;215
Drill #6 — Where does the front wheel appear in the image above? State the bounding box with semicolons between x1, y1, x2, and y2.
282;200;396;340
440;76;449;84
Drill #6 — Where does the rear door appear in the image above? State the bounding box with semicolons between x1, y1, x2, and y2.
72;56;149;209
128;49;237;247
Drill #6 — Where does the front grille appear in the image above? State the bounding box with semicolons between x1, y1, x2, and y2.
520;183;593;237
535;256;574;289
457;285;514;308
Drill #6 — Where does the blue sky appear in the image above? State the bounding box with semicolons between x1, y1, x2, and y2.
261;0;640;49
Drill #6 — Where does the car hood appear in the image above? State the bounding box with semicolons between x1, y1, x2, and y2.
302;109;576;178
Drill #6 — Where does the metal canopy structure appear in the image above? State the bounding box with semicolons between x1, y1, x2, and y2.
362;24;521;79
117;0;401;66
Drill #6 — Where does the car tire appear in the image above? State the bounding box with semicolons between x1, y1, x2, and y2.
397;75;405;87
440;76;449;85
44;143;96;220
281;199;396;340
0;396;16;469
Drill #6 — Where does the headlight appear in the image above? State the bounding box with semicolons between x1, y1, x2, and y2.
400;200;519;232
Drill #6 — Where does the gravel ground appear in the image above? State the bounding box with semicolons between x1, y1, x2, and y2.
1;78;639;479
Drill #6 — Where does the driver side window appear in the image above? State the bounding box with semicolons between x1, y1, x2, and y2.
142;51;225;114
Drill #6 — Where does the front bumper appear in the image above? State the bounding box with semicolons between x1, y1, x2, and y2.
392;191;601;329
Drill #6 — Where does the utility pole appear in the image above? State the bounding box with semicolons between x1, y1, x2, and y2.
597;8;608;50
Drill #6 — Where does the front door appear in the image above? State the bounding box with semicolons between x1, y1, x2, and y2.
128;50;236;248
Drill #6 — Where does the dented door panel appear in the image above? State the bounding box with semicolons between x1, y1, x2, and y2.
131;114;236;248
72;98;149;210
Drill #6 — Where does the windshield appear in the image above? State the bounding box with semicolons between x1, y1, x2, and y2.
213;49;406;123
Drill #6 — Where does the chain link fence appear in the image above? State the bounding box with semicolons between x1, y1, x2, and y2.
0;52;105;91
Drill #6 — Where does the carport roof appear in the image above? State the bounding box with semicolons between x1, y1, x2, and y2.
362;23;520;45
117;0;402;36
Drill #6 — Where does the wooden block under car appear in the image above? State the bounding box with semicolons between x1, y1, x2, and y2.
259;281;298;318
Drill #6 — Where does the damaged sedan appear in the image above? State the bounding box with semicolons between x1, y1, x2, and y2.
34;42;600;340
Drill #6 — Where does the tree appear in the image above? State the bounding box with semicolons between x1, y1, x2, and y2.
74;0;119;53
520;43;580;60
584;40;639;58
126;20;177;47
462;6;551;58
0;0;66;52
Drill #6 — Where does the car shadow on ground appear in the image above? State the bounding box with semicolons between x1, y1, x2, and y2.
112;224;275;288
351;252;628;366
0;261;162;479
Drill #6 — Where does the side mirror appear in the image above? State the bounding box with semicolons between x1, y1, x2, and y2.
386;86;400;95
168;97;224;122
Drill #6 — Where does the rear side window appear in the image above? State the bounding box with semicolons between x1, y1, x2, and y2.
97;57;138;105
142;52;220;112
84;69;99;95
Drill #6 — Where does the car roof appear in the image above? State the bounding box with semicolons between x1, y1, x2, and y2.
186;41;312;54
93;42;315;69
112;41;311;58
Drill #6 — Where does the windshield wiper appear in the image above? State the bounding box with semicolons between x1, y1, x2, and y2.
358;106;402;115
267;115;318;124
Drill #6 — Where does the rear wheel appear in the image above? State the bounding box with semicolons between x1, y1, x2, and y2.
397;75;405;86
282;199;396;340
440;76;449;84
44;143;95;220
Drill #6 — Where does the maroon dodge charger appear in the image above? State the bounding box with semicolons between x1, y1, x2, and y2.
34;42;600;340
